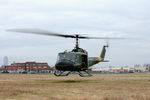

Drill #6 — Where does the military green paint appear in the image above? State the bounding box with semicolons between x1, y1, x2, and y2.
56;45;107;71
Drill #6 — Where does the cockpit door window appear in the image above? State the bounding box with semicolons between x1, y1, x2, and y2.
58;53;75;62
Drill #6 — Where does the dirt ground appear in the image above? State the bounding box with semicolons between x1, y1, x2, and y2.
0;73;150;100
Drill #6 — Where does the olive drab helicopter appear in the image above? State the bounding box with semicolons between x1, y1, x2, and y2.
7;29;123;77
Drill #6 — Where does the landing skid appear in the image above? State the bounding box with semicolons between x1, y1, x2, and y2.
54;71;71;76
54;70;92;77
78;70;92;77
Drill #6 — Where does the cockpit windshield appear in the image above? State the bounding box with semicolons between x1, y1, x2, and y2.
58;53;75;62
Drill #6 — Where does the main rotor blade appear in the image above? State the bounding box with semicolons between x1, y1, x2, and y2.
7;28;126;39
7;29;76;38
78;35;126;39
79;36;126;39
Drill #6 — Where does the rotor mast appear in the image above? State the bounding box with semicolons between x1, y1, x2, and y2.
75;35;79;49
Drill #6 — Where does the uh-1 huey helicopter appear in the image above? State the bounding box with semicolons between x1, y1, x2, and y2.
7;29;123;77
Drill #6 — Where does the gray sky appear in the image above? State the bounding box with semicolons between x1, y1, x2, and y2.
0;0;150;67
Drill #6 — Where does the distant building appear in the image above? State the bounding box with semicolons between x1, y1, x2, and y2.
3;56;8;65
0;67;6;72
143;64;150;72
4;62;54;73
134;64;143;72
91;66;134;73
134;64;150;72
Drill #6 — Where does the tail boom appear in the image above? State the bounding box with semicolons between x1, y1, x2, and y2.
88;45;108;67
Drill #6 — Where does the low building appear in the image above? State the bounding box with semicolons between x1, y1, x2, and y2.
91;66;134;73
0;67;5;72
4;62;53;73
143;64;150;72
134;64;150;72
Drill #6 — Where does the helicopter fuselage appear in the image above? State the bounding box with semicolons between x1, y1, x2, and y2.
55;48;103;71
55;49;88;71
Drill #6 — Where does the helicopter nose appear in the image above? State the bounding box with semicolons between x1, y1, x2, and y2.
55;59;74;71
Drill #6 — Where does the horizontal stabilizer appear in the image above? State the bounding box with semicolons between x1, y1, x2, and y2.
101;60;109;62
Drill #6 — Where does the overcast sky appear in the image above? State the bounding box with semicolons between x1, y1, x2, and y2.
0;0;150;67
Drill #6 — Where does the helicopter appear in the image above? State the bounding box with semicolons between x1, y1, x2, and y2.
7;29;123;77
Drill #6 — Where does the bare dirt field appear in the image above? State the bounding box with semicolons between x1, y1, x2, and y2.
0;73;150;100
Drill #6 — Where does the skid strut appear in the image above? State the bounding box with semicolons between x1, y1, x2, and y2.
78;70;92;77
54;71;71;76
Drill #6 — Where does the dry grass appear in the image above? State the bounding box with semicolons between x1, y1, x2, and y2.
0;73;150;100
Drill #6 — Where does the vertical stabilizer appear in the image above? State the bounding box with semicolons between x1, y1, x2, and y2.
100;45;108;61
88;45;109;67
